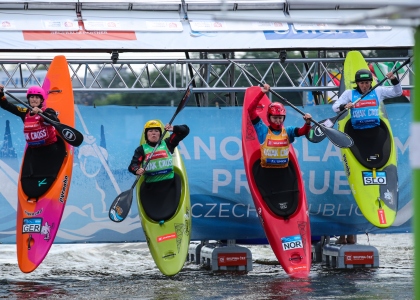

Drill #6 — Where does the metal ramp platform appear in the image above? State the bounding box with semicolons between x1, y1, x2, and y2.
188;240;252;272
322;240;379;269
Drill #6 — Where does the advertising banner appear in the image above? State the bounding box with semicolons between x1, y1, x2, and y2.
0;103;412;243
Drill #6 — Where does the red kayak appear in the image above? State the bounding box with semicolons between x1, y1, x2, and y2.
242;86;311;278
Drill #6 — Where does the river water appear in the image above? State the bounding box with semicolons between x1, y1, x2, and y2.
0;233;413;299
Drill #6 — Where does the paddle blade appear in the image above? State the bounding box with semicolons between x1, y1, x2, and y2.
321;126;354;148
306;117;337;143
109;189;134;222
54;122;84;147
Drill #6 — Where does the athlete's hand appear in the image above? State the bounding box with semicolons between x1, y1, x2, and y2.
164;124;173;132
136;168;145;176
345;102;354;109
303;113;312;124
31;107;43;114
261;84;270;93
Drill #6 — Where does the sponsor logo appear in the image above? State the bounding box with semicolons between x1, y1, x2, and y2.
59;175;69;203
24;209;43;216
281;235;303;251
22;218;42;233
278;202;288;210
383;189;394;204
354;99;377;108
378;209;387;224
218;253;247;266
157;232;177;243
62;129;76;141
146;150;168;160
30;129;47;140
363;171;386;185
23;20;136;41
41;221;53;240
344;251;374;265
343;154;350;177
267;139;288;147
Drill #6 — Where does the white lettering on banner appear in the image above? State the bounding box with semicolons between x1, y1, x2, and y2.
302;138;341;162
302;138;320;161
235;169;249;194
232;203;245;217
220;137;242;160
213;169;231;193
213;169;249;194
394;137;409;155
309;203;363;217
205;203;217;217
194;136;216;160
177;141;191;159
309;170;330;194
322;143;342;162
220;203;230;217
191;203;257;218
334;171;351;194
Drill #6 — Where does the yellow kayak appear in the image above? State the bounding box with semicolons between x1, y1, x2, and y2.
337;51;398;228
136;120;191;276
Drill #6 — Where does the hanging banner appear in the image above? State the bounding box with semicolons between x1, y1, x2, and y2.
0;104;412;243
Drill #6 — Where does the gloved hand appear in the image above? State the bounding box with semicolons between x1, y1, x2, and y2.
0;87;4;99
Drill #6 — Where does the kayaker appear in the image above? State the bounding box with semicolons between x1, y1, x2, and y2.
332;69;402;127
0;84;60;149
332;69;402;244
128;120;189;182
248;84;312;168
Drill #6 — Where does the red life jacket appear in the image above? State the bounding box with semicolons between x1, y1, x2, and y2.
23;112;57;147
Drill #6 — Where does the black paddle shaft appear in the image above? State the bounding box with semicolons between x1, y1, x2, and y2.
4;90;84;147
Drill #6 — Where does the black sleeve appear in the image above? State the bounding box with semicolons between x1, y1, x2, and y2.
391;77;400;85
43;108;60;122
128;145;145;175
165;124;190;153
251;116;261;125
0;97;28;121
339;104;346;111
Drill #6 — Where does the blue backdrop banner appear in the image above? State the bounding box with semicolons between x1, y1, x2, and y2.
0;103;412;243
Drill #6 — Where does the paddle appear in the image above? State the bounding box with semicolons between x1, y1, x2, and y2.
4;90;84;147
306;56;412;143
108;84;193;223
230;60;354;149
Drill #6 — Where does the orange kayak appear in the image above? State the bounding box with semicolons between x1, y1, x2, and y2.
16;55;75;273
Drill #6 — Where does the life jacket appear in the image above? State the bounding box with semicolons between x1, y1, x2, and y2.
23;112;57;147
350;89;380;129
142;142;174;182
260;127;289;168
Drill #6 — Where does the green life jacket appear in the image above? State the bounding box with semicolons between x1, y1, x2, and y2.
142;142;174;182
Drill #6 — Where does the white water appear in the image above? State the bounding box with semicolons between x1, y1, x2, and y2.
0;233;413;299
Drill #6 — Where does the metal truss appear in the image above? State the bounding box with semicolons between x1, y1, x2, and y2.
0;56;413;107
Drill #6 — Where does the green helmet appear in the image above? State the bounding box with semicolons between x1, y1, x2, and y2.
355;69;373;82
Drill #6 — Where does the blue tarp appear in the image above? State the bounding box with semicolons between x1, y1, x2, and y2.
0;103;412;243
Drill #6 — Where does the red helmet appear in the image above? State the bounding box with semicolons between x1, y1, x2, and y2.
267;102;286;130
26;86;46;102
